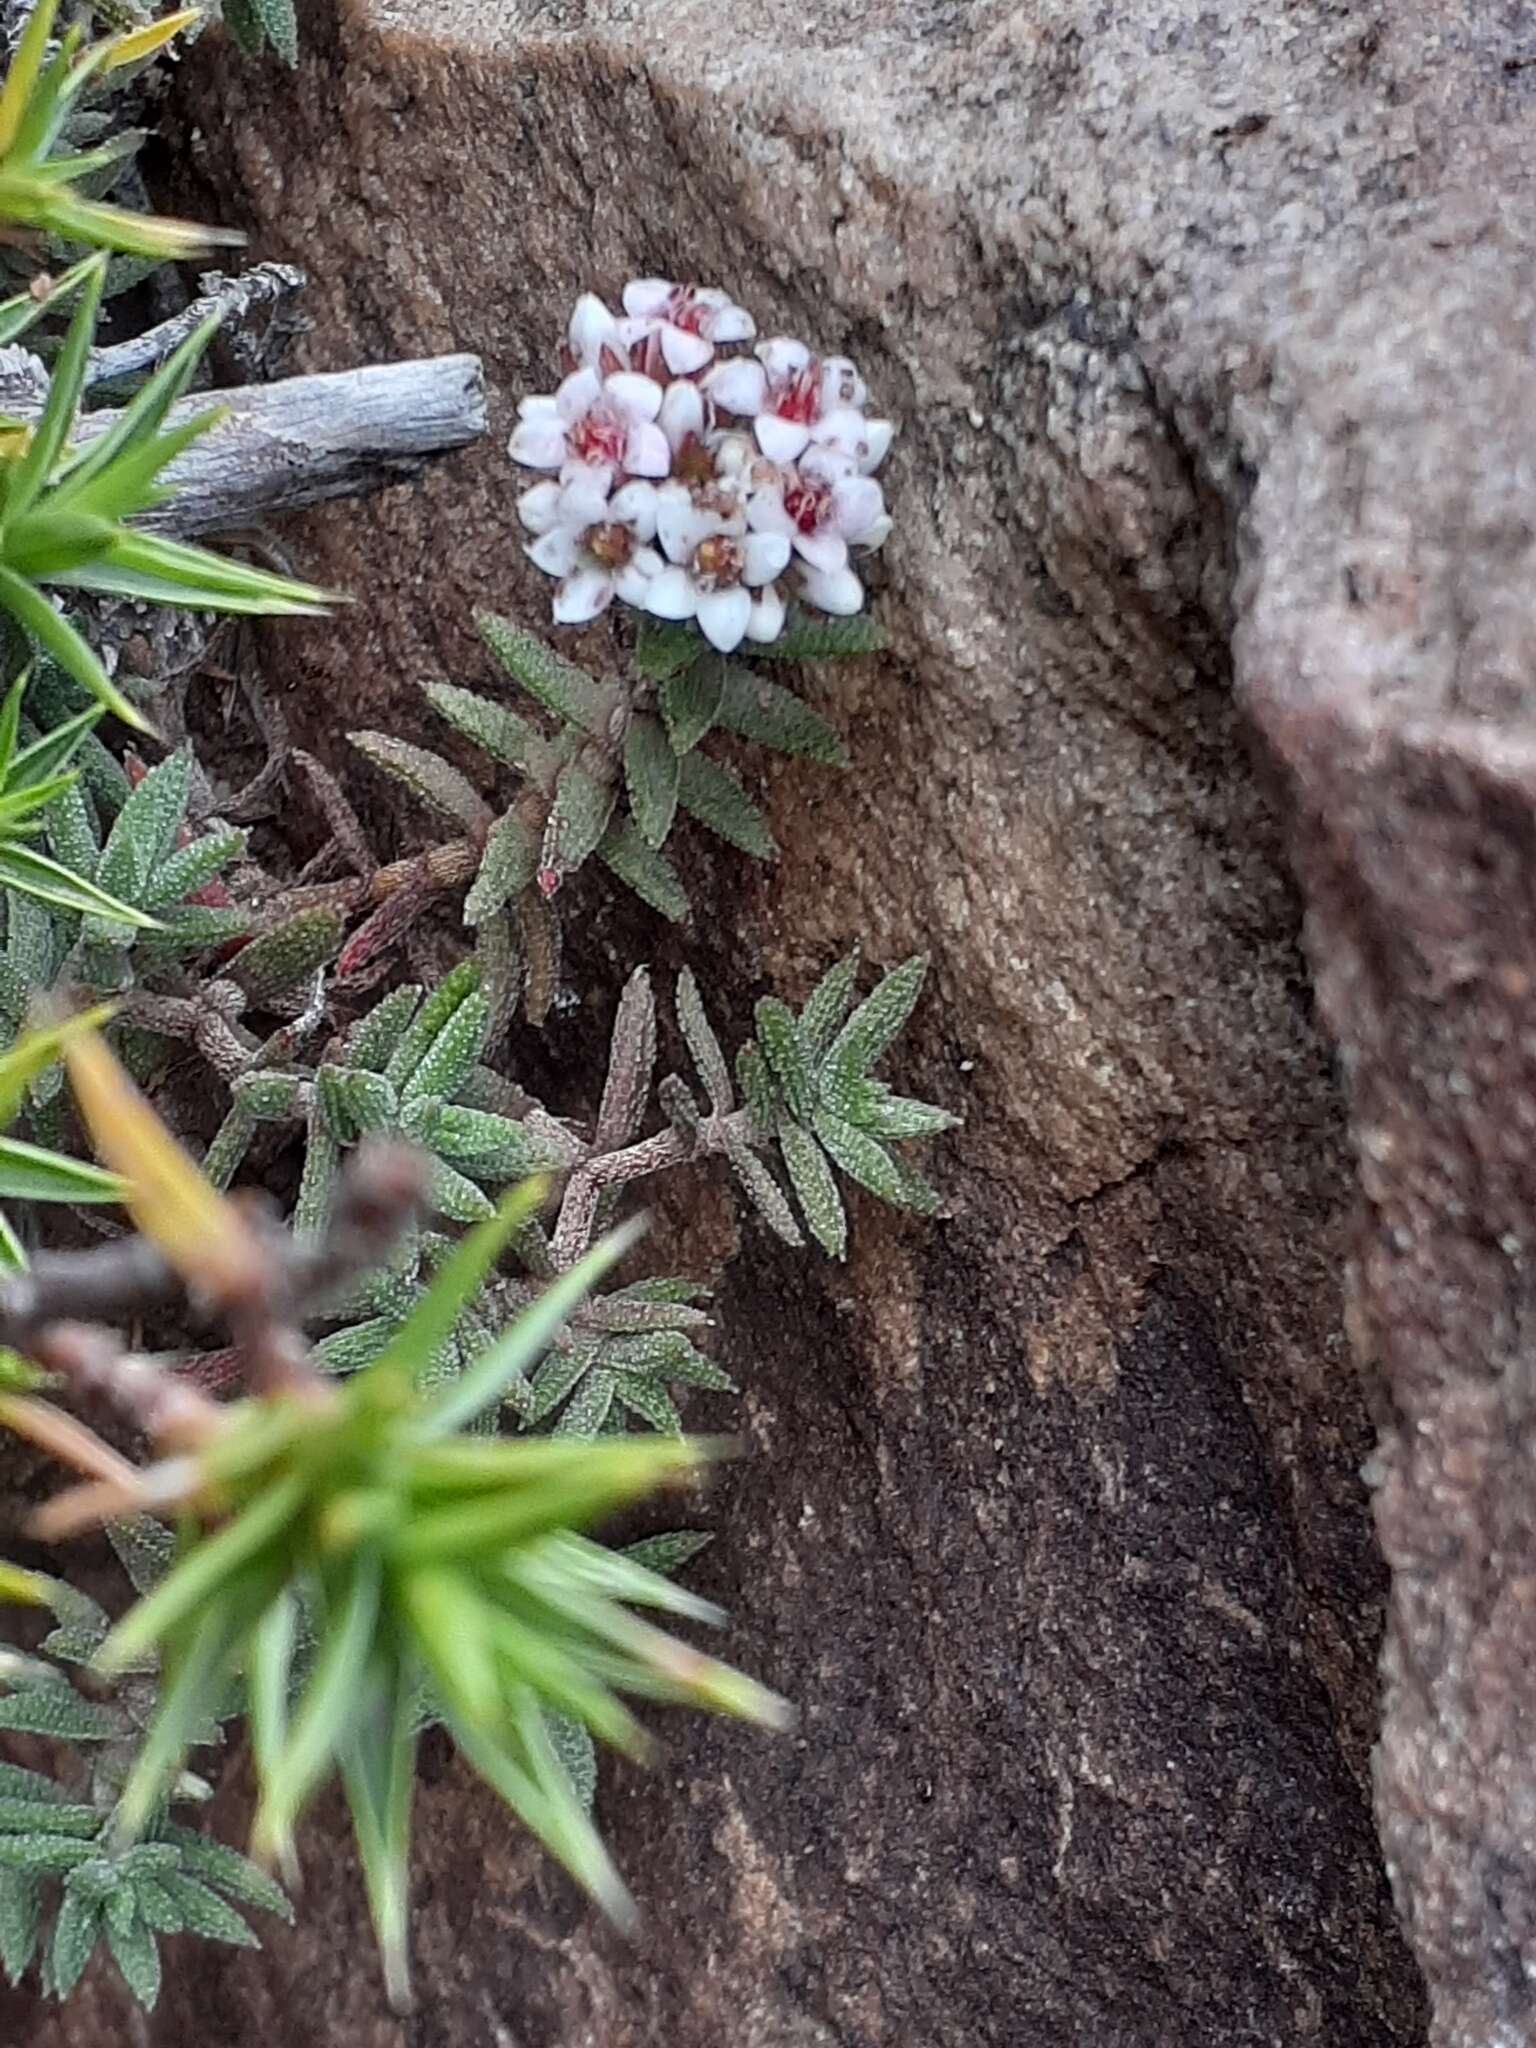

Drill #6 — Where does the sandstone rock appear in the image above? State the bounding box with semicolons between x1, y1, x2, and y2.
20;2;1536;2043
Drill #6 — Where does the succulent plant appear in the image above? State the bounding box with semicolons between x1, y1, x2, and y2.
203;961;576;1222
0;1551;290;2011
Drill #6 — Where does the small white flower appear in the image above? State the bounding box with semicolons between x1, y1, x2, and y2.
521;476;663;625
620;279;757;378
515;286;896;646
745;467;889;576
508;365;670;480
645;479;793;652
803;408;895;479
566;292;626;370
704;338;893;474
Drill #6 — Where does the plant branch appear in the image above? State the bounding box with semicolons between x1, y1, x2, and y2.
83;263;307;391
551;1109;757;1268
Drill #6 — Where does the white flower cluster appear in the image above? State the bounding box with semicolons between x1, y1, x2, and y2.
509;281;893;652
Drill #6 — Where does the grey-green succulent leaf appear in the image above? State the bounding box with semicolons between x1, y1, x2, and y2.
675;751;775;859
476;611;619;739
658;656;725;755
596;819;689;923
464;815;537;927
622;712;678;849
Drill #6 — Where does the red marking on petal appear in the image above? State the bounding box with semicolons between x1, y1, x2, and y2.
568;403;628;470
783;476;831;535
537;865;562;898
771;360;822;427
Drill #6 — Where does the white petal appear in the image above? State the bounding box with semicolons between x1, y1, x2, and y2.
704;356;768;416
558;456;615;494
656;324;711;376
659;379;706;449
696;584;753;653
516;480;563;534
517;392;559;421
557;468;612;529
645;565;697;620
756;336;811;379
613;553;662;606
656;483;718;563
755;412;812;464
799;563;864;616
708;305;757;343
527;527;582;577
794;527;849;575
569;292;620;364
851;513;892;551
552;567;614;624
623;419;672;478
860;418;895;472
819;355;868;411
609;479;659;541
799;439;857;484
623;278;674;319
605;371;664;422
745;489;796;538
830;474;885;539
555;366;602;421
508;417;568;469
743;530;792;586
812;406;870;457
745;582;787;643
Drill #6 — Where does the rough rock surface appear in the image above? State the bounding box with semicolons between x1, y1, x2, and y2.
16;2;1536;2044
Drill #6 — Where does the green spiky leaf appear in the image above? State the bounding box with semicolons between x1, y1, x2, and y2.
777;1118;846;1258
226;908;343;1001
757;608;887;661
632;618;700;684
384;964;479;1094
714;665;846;764
658;656;725;755
596;818;689;922
0;1686;117;1741
476;611;617;738
811;1104;941;1216
404;989;488;1105
465;814;537;926
675;751;775;858
223;0;300;63
350;732;489;834
346;986;422;1072
623;712;678;850
722;1127;802;1247
0;1867;41;1984
545;762;616;877
754;997;814;1122
426;681;547;775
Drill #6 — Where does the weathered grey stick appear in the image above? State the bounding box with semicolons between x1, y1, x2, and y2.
124;354;488;535
0;347;487;535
